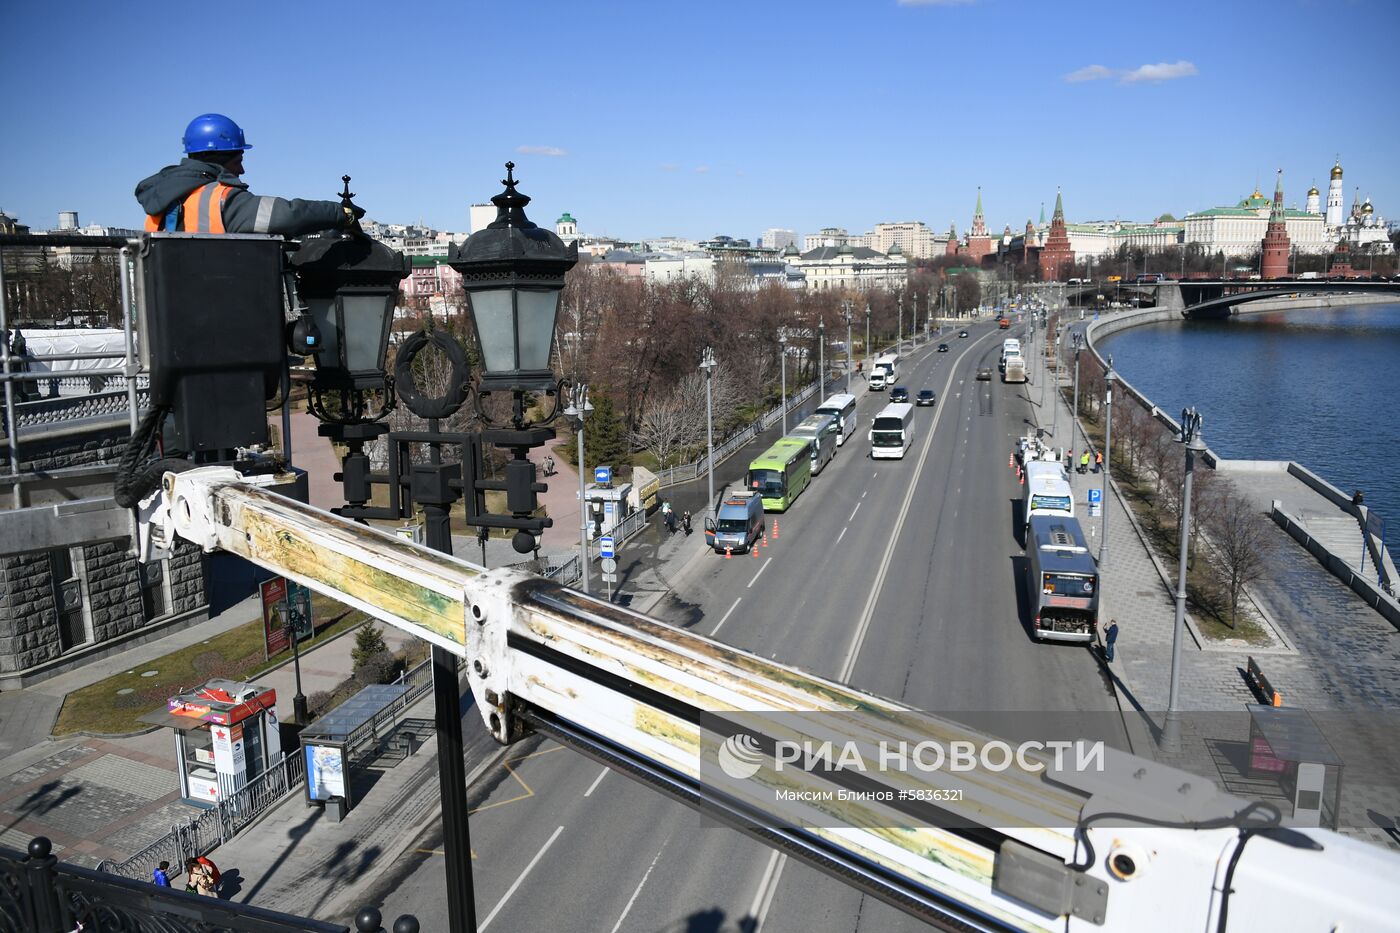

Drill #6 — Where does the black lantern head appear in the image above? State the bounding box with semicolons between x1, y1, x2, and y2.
450;163;578;393
290;227;410;391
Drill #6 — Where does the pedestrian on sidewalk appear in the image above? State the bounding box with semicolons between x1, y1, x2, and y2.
1103;619;1119;663
663;504;677;535
1094;450;1103;474
1079;450;1090;474
185;857;216;897
152;860;171;887
682;510;692;535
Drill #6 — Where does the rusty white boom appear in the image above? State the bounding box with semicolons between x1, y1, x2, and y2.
144;467;1400;933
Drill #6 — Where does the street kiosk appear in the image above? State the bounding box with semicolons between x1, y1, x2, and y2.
141;679;281;806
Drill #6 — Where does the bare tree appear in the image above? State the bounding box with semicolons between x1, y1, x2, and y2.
631;384;701;469
1203;487;1274;629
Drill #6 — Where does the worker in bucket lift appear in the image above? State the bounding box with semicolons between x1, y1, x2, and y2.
136;113;364;236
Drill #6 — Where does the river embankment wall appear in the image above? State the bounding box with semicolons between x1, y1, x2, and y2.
1082;303;1400;627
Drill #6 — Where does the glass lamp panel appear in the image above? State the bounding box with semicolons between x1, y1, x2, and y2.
515;288;560;372
340;293;390;373
306;297;339;371
469;288;517;375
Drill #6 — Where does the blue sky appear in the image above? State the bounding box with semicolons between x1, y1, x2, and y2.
2;0;1396;242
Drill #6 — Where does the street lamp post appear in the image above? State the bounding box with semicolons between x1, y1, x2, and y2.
843;302;854;394
1100;357;1116;567
1163;407;1206;749
864;306;871;375
564;385;593;596
780;332;789;434
1070;333;1082;465
699;348;717;519
818;317;825;396
897;294;903;353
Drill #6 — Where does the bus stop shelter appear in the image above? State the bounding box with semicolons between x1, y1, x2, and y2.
1246;704;1343;828
298;682;410;818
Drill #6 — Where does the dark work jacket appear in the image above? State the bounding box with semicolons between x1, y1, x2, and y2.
135;158;347;236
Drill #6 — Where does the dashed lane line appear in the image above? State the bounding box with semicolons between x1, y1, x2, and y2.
712;597;743;635
747;557;773;588
479;825;565;930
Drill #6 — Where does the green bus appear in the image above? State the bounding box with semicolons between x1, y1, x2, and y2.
746;437;813;512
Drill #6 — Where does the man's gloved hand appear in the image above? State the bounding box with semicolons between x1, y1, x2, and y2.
341;202;367;236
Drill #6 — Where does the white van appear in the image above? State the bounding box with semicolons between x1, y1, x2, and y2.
815;393;858;446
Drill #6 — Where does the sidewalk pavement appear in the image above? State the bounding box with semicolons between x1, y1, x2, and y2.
0;591;417;867
1029;335;1400;851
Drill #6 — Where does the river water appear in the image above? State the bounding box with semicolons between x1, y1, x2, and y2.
1098;301;1400;562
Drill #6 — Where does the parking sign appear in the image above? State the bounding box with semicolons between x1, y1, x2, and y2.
600;536;615;559
1088;488;1102;505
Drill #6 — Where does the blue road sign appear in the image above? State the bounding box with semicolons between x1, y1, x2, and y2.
1088;488;1102;504
595;465;612;485
599;536;615;559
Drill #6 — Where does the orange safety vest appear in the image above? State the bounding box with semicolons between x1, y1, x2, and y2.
144;182;236;233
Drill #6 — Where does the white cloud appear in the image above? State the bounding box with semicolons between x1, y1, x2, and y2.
1121;60;1198;84
1064;64;1114;83
694;165;710;174
660;163;680;172
515;145;567;157
1064;60;1199;85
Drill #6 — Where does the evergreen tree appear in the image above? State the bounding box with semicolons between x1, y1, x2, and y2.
556;390;632;470
351;622;388;671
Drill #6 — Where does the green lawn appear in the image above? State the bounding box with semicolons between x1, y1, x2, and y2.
52;594;364;737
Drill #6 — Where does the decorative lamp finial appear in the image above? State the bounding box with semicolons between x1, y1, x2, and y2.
339;175;355;206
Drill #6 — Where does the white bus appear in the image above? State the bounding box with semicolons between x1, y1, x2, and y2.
788;414;838;475
1022;460;1074;531
815;393;858;446
870;403;915;459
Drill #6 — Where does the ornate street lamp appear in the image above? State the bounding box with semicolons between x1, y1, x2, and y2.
450;162;578;395
291;177;409;395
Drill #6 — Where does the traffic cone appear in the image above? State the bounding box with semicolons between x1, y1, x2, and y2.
1009;454;1014;469
725;547;732;560
773;519;780;540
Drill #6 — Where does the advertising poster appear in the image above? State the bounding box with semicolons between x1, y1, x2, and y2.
305;744;346;801
261;577;290;657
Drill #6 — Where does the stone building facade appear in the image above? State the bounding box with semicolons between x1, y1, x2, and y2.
0;409;207;686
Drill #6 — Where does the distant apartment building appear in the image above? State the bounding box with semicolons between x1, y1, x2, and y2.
790;242;909;291
867;221;939;259
802;227;853;251
469;203;496;233
759;228;797;250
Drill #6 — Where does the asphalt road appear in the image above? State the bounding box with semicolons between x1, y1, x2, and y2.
362;319;1127;932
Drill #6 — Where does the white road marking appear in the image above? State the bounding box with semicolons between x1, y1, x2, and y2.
480;825;565;930
861;488;868;498
748;850;786;933
848;503;861;522
609;845;667;933
872;471;878;478
837;526;848;544
747;558;773;588
583;767;608;798
712;597;742;635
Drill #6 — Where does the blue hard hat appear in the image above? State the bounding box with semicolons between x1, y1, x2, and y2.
182;113;253;154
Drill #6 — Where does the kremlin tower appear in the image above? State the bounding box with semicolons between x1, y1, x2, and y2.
1260;170;1291;279
1037;189;1075;282
1305;183;1321;215
945;223;958;256
965;188;992;263
1325;158;1344;227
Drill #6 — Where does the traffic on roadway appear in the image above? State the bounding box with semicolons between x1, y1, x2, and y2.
363;314;1128;932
